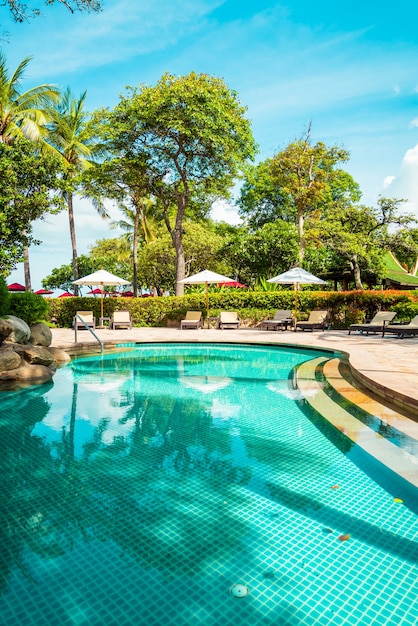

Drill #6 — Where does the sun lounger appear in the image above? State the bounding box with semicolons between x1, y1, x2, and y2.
111;310;133;330
260;310;293;331
180;311;203;330
218;311;240;330
295;310;328;332
348;311;396;335
73;311;96;330
382;315;418;338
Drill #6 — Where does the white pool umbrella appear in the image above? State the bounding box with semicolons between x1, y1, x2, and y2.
267;267;326;328
178;270;234;327
73;269;130;319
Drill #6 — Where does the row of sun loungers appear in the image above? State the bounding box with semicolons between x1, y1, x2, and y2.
349;311;418;338
73;310;133;330
180;311;240;330
181;310;329;331
74;308;418;338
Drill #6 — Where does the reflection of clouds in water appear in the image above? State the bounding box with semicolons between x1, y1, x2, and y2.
266;380;318;400
210;397;241;422
180;375;233;394
39;370;137;448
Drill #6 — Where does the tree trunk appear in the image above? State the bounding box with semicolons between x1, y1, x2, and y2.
68;192;79;295
133;206;140;296
297;207;305;264
23;240;31;291
351;254;363;290
174;227;185;296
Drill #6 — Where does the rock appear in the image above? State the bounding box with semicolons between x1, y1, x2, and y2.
0;319;13;343
0;347;22;372
4;315;31;344
0;362;55;383
46;346;71;363
30;323;52;347
13;344;55;367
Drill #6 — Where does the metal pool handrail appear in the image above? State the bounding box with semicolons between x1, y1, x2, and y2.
74;313;104;353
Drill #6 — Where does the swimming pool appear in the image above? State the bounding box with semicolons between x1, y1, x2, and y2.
0;343;416;626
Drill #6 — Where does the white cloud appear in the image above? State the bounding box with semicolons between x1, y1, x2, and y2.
210;199;241;225
379;144;418;217
383;175;396;188
409;117;418;128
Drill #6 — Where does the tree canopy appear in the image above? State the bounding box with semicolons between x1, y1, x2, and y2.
104;71;257;294
239;127;361;262
0;139;64;274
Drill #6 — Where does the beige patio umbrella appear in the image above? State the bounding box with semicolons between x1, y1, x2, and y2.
73;269;130;321
267;267;326;329
178;269;234;328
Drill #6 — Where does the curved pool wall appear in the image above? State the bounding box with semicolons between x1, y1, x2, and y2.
0;342;416;626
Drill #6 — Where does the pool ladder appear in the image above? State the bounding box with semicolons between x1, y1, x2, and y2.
74;314;104;353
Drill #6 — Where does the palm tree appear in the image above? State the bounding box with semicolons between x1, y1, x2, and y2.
46;88;106;294
0;52;60;290
111;196;157;295
0;52;59;145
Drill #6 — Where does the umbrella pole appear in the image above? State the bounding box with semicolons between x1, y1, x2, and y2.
294;283;299;331
101;285;104;323
206;282;209;328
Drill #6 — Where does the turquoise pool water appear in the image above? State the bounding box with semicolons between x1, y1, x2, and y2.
0;343;417;626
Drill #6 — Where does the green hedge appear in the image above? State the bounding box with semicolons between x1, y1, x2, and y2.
45;289;418;329
8;292;49;325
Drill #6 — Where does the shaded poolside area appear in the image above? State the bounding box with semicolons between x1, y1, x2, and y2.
50;326;418;418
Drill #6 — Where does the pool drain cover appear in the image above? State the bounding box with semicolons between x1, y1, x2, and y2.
230;583;249;598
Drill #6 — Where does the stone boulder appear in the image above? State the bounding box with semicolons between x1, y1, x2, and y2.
0;347;22;372
30;323;52;347
47;346;71;363
0;362;56;383
0;316;68;386
0;319;13;343
4;315;31;344
13;344;55;367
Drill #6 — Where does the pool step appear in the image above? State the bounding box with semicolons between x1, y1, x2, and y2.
295;357;418;489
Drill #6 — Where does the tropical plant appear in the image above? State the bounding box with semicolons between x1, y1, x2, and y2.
46;88;106;294
0;52;59;146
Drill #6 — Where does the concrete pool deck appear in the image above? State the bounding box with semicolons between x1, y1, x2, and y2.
50;326;418;418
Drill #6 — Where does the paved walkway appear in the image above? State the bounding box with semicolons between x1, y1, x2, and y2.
50;326;418;417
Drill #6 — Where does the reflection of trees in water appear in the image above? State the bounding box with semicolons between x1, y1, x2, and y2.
0;392;52;592
0;380;253;593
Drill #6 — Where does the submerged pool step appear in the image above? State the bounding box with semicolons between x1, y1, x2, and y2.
295;357;418;489
322;359;418;444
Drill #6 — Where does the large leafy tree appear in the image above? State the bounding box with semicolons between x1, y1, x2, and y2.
218;220;300;286
315;197;415;289
104;71;257;295
239;126;360;263
4;0;101;23
46;88;105;294
0;139;63;275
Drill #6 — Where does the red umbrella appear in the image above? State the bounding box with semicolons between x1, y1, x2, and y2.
35;288;54;295
217;281;247;288
58;291;75;298
8;282;26;291
87;288;111;295
121;290;134;297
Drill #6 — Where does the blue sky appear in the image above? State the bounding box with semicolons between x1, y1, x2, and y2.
4;0;418;290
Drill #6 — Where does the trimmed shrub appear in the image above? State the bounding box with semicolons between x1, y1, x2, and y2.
8;292;49;325
45;289;418;330
0;275;10;317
